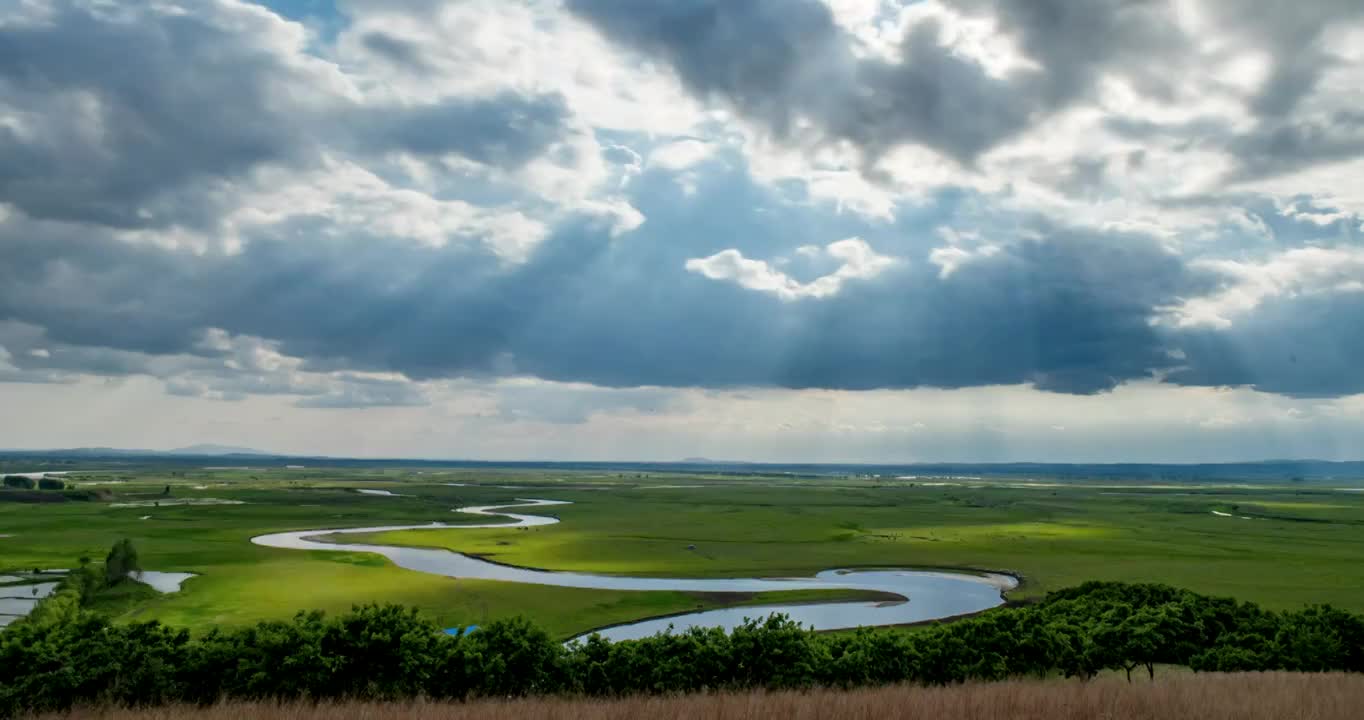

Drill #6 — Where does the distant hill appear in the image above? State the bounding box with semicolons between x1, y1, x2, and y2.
167;444;271;456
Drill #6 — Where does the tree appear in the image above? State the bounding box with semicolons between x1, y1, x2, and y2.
467;617;567;697
1276;605;1364;672
105;539;141;585
3;475;36;489
38;477;66;490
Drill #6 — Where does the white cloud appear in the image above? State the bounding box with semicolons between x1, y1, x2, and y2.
686;237;898;301
133;160;553;261
929;242;1001;278
335;0;705;135
646;137;719;195
699;0;1364;252
1165;246;1364;328
648;138;717;170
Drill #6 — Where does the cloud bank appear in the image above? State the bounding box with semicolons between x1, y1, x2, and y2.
1;0;1363;458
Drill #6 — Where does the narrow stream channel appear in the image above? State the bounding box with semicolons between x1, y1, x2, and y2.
252;499;1016;641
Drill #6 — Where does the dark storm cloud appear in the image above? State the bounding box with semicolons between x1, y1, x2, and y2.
1206;0;1364;119
772;232;1198;394
948;0;1189;113
569;0;1364;183
1169;293;1364;398
358;92;571;168
564;0;1185;163
0;203;1211;396
0;2;315;228
1107;0;1364;182
1227;111;1364;181
1109;110;1364;183
359;31;433;71
2;175;1360;398
2;0;1362;405
0;1;571;229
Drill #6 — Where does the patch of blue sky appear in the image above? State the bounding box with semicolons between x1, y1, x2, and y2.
254;0;347;43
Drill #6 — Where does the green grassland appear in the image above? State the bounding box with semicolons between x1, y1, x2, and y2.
0;471;888;637
4;466;1364;639
348;481;1364;610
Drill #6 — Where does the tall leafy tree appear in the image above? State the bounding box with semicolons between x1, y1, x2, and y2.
104;539;141;586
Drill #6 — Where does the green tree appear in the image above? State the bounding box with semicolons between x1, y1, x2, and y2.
469;616;566;697
2;475;36;489
320;603;441;699
1275;605;1364;672
104;539;141;586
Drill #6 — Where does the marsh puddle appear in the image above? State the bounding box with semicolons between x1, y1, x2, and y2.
135;571;197;593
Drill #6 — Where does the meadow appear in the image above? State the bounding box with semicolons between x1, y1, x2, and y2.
31;674;1364;720
3;462;1364;638
353;476;1364;611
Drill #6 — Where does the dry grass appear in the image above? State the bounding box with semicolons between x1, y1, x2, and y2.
38;673;1364;720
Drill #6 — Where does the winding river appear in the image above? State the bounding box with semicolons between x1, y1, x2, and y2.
252;499;1016;642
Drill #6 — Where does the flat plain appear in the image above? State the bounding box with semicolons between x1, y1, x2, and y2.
4;464;1364;637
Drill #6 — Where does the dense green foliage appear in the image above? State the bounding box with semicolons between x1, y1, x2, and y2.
3;582;1361;717
103;539;141;586
21;567;103;628
37;477;66;490
1;475;35;490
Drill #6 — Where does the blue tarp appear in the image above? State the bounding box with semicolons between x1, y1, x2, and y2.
443;625;478;636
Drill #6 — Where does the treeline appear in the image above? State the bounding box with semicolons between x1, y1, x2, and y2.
1;475;36;489
0;475;64;490
2;581;1361;717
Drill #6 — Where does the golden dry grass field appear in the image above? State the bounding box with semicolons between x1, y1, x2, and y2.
37;673;1364;720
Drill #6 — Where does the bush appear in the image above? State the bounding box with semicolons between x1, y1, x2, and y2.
22;566;102;628
2;582;1363;717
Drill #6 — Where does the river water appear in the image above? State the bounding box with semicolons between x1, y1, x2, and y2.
252;499;1015;641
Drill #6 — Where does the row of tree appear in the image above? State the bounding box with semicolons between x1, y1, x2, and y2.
1;475;64;490
2;579;1361;717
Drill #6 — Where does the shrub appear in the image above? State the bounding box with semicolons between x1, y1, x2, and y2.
2;581;1363;717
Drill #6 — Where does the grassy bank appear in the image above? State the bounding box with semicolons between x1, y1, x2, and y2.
34;673;1364;720
5;469;1364;634
129;559;890;639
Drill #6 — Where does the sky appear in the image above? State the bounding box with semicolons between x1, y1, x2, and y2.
1;0;1363;463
